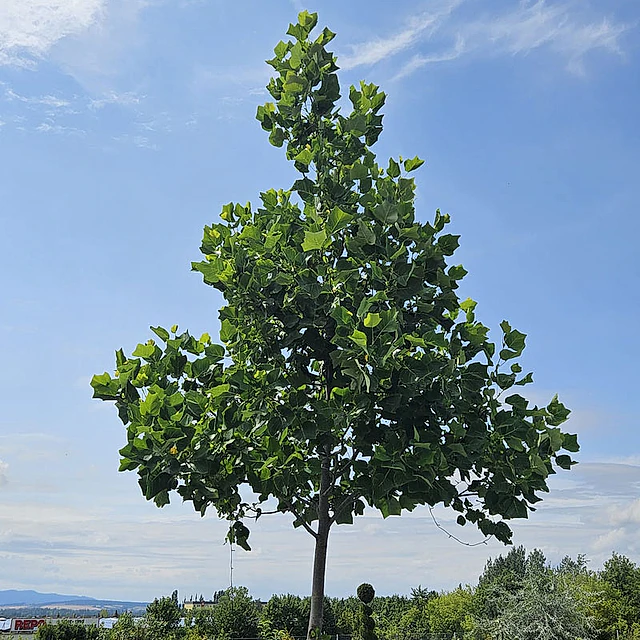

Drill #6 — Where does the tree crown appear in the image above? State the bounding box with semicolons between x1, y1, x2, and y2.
91;10;578;550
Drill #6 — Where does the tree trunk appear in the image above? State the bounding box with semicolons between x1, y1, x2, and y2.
307;453;331;640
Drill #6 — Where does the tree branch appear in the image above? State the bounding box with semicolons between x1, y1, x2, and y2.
428;507;491;547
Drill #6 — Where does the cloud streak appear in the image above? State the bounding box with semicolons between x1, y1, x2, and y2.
341;0;631;78
0;448;639;601
340;0;463;70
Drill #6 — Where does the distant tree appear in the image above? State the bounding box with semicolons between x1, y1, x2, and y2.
472;550;596;640
92;10;578;639
145;595;183;640
262;594;309;637
594;553;640;639
371;594;412;640
425;588;474;638
109;612;146;640
35;620;99;640
329;596;355;637
410;586;438;604
191;587;259;640
474;546;529;621
494;565;594;640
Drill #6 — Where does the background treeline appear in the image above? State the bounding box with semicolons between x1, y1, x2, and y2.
33;548;640;640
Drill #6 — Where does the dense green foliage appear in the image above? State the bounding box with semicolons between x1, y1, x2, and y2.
92;8;578;550
35;620;100;640
91;9;579;637
32;550;640;640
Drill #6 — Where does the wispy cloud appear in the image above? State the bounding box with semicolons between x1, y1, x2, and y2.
393;34;466;80
0;0;105;67
340;0;463;70
111;133;159;150
342;0;631;79
4;89;71;108
465;1;630;75
0;459;8;487
36;121;86;137
89;91;141;110
0;456;638;599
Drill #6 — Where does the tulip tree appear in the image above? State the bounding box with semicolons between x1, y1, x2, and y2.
91;11;578;639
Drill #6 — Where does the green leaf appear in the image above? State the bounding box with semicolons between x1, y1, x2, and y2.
219;318;236;343
530;454;549;477
505;327;527;353
294;148;314;167
297;9;318;32
269;127;286;147
437;234;460;255
331;305;353;326
349;329;368;350
387;158;400;178
150;326;169;342
562;433;580;453
350;162;369;180
448;265;467;280
505;394;528;409
284;74;305;93
230;521;251;551
403;156;425;172
289;41;303;69
357;220;376;244
273;40;288;60
515;372;534;386
302;229;327;251
460;298;477;312
90;372;120;401
140;391;162;417
496;373;516;390
132;343;155;358
209;384;230;398
363;312;381;328
327;206;352;233
555;454;574;470
547;394;571;425
372;201;398;225
380;496;402;518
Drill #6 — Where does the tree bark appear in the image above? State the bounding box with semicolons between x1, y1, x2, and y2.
307;453;331;640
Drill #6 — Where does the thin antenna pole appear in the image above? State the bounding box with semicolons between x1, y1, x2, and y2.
229;541;234;589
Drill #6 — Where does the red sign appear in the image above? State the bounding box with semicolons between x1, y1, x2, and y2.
13;620;45;631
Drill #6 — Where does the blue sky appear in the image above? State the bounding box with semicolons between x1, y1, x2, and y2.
0;0;639;602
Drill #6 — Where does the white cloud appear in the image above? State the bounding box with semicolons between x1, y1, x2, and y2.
89;91;141;110
36;121;86;136
340;0;463;70
394;34;466;80
4;89;70;108
465;1;629;75
341;0;631;78
0;459;8;486
0;454;638;600
48;0;153;93
609;498;640;526
0;0;105;67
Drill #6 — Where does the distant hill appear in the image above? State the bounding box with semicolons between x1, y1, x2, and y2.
0;590;146;609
